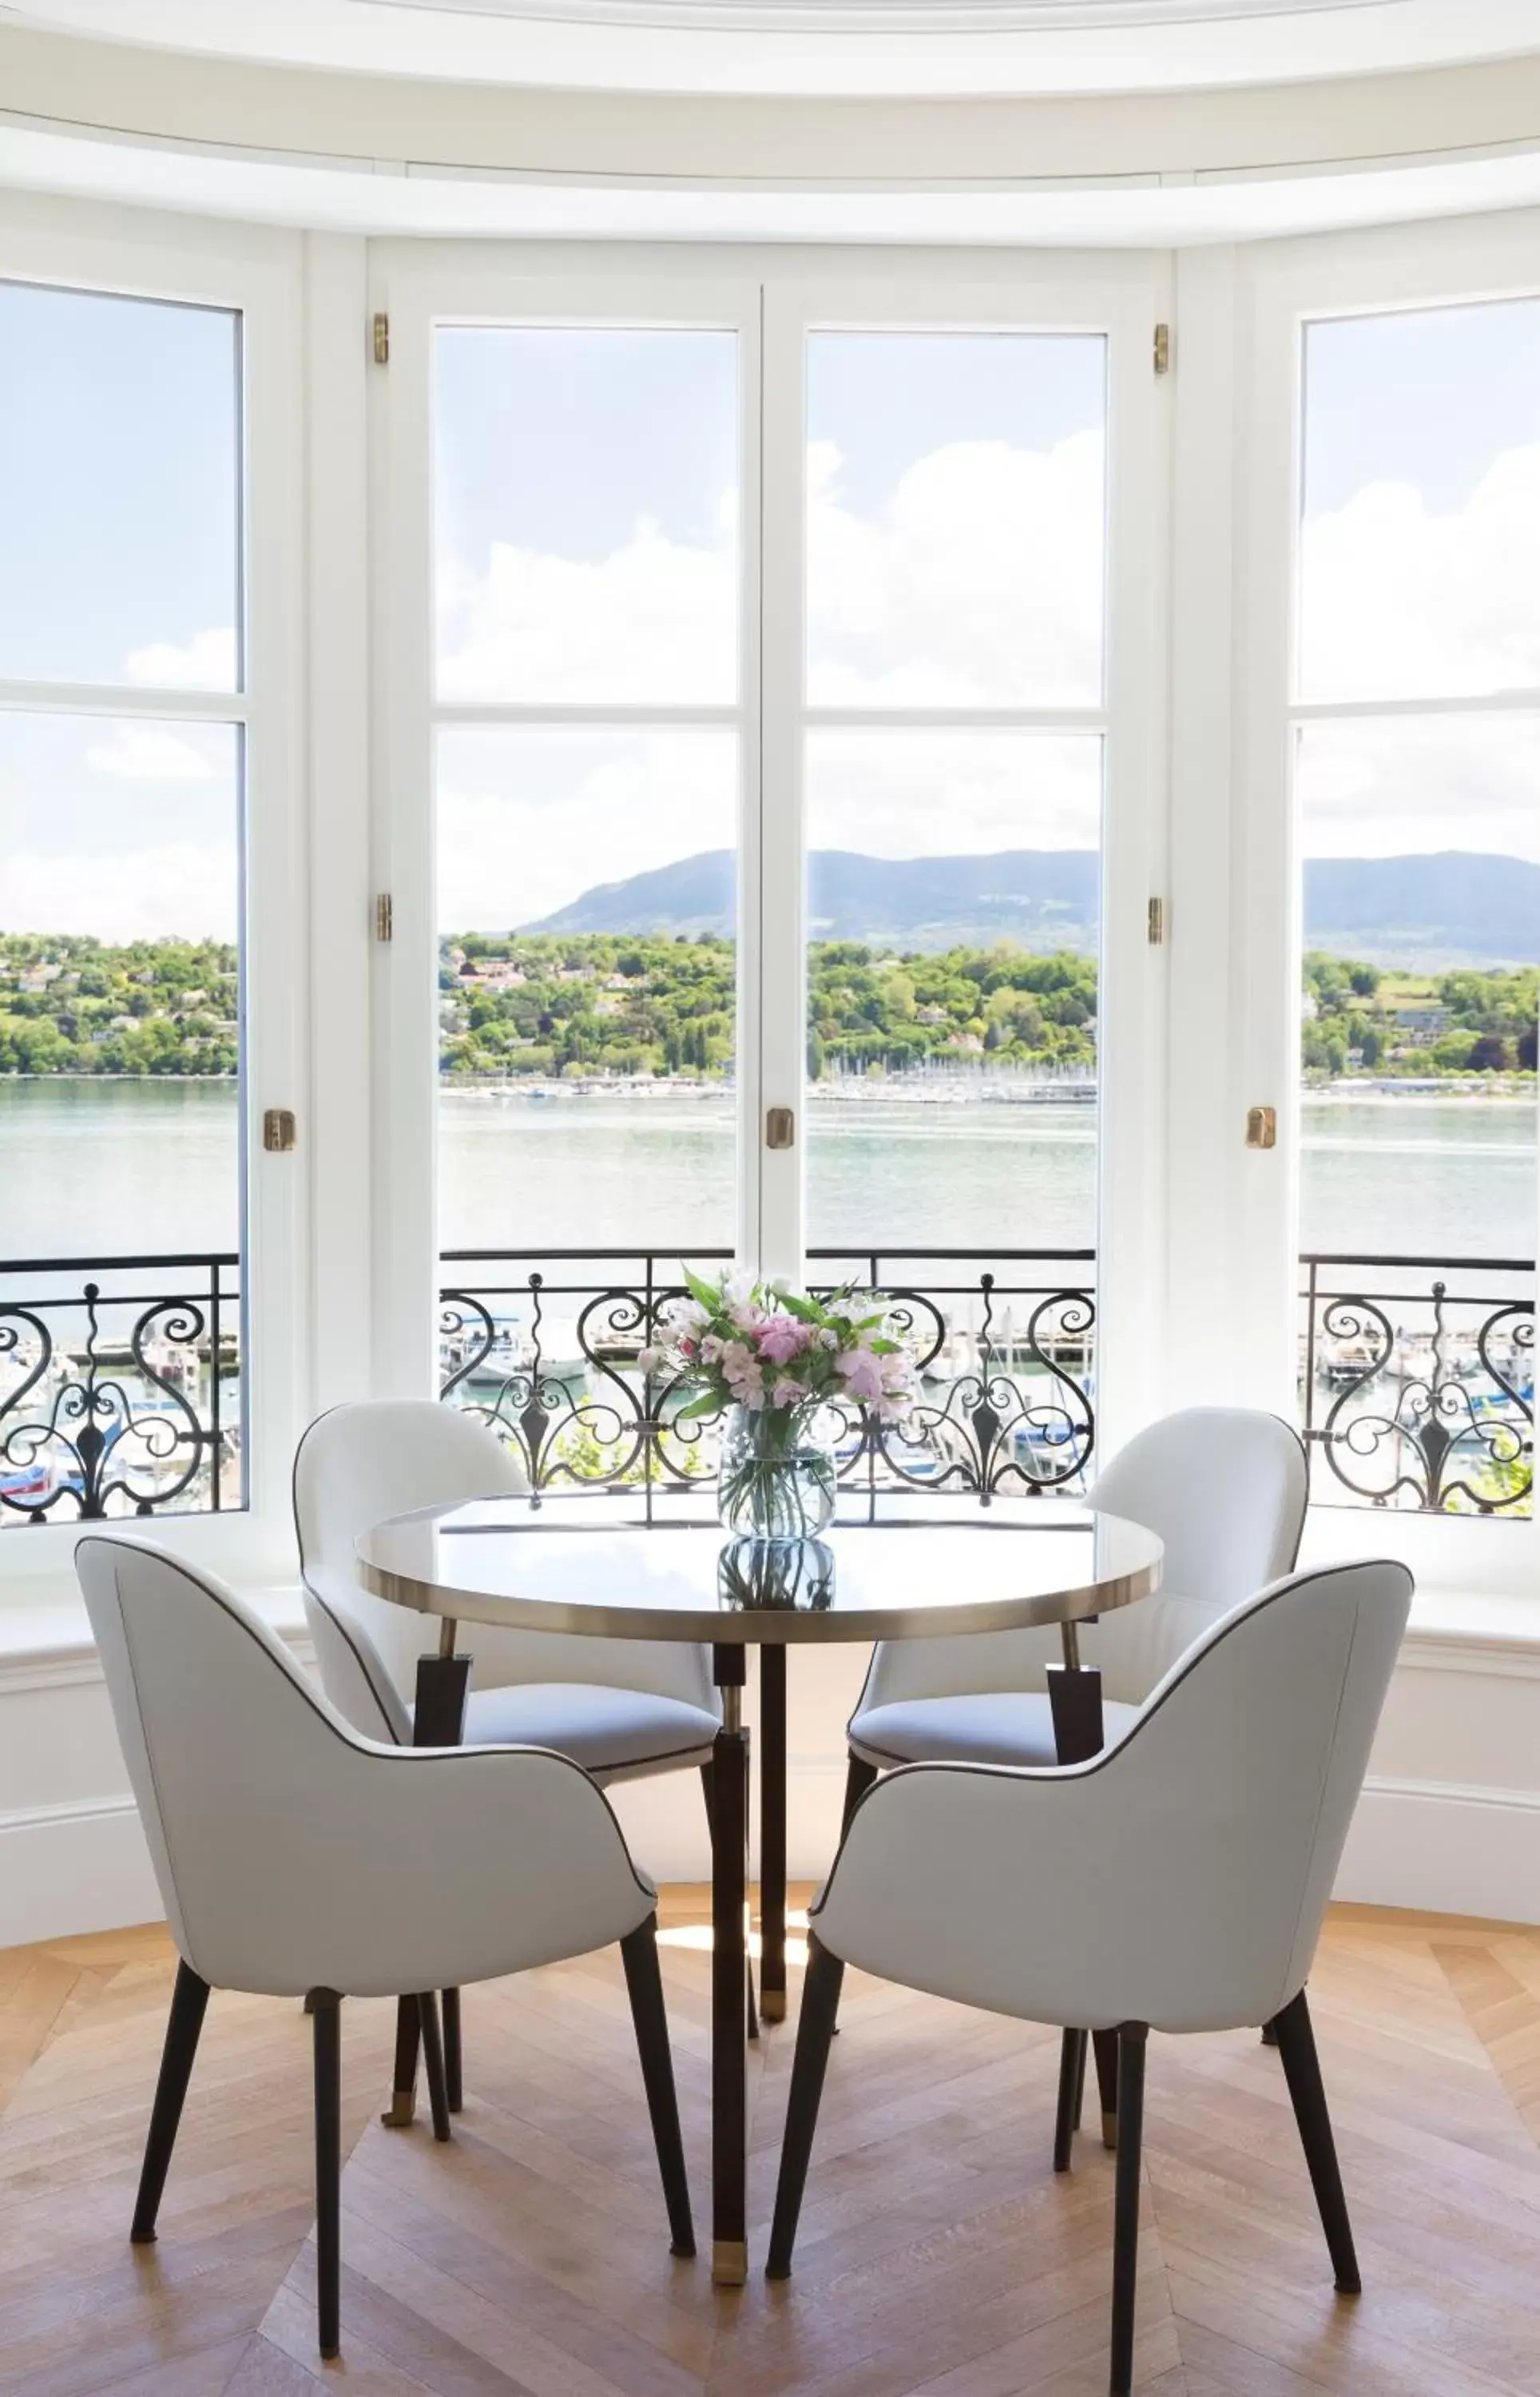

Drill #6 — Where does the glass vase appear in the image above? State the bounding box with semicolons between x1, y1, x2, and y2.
716;1403;837;1541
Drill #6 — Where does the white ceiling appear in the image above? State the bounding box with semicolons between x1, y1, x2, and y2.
5;0;1540;96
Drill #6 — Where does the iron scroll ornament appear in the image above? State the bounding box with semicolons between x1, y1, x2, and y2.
1314;1282;1533;1514
0;1283;215;1521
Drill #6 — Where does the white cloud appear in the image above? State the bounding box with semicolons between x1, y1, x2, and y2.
437;522;736;705
437;730;736;928
808;730;1100;858
807;431;1105;707
85;724;222;784
125;627;239;690
0;842;236;940
1301;447;1540;702
1299;714;1540;865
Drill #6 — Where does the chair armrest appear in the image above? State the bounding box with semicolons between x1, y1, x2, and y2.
174;1735;657;2001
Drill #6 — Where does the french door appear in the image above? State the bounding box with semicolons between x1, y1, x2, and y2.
373;247;1165;1468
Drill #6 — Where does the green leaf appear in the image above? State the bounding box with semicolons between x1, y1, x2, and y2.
870;1338;900;1354
680;1263;723;1310
776;1290;824;1324
673;1390;724;1422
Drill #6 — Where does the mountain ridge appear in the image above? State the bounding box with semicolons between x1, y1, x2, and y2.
520;847;1539;967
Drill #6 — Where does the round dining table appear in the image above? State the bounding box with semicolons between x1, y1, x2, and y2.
358;1490;1163;2284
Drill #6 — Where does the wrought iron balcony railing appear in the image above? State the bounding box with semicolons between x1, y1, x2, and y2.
439;1246;1097;1517
0;1254;242;1526
1300;1252;1534;1517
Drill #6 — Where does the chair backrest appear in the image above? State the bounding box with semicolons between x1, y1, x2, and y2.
293;1400;715;1736
77;1533;653;1998
853;1406;1308;1715
1082;1405;1308;1703
820;1558;1412;2033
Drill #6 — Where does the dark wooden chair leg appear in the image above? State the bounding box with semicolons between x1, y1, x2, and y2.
842;1751;879;1835
1271;1988;1361;2294
829;1754;879;2038
417;1993;452;2144
1109;2024;1148;2397
1054;2028;1088;2172
1261;2019;1280;2047
1092;2028;1120;2151
621;1916;697;2257
442;1989;463;2110
766;1931;845;2280
311;1990;343;2362
383;1994;420;2127
131;1959;210;2244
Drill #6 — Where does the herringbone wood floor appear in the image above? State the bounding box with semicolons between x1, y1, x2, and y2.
2;1894;1539;2395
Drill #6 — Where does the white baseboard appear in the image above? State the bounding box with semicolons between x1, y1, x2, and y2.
0;1795;161;1948
1337;1775;1540;1924
3;1759;1538;1957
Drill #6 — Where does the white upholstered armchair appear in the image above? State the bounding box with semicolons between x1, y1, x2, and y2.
293;1399;724;2113
768;1556;1412;2397
77;1534;695;2364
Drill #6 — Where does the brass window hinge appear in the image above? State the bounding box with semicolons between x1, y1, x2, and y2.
375;892;394;943
1245;1105;1277;1151
372;312;389;366
765;1106;795;1151
1147;896;1165;945
263;1107;297;1154
1153;322;1171;376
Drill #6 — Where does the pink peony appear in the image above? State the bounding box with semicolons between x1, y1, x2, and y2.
756;1316;811;1365
835;1346;885;1405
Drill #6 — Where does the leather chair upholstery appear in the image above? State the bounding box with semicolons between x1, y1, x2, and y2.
847;1407;1308;1773
77;1534;695;2360
771;1557;1412;2395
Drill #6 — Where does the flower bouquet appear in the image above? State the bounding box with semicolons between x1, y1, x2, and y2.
641;1266;921;1540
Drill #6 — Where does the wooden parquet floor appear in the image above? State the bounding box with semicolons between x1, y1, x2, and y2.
2;1894;1540;2395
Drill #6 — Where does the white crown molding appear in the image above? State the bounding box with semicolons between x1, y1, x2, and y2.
3;0;1538;98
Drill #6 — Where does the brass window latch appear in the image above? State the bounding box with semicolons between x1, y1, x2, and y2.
765;1107;795;1151
263;1107;297;1154
1245;1105;1277;1151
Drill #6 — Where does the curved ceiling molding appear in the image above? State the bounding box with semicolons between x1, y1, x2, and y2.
3;0;1540;96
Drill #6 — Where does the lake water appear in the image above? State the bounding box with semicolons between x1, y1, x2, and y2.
0;1079;1534;1265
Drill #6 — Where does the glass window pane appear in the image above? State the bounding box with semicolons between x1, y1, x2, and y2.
435;328;738;705
806;332;1105;708
436;726;738;1254
804;730;1101;1252
0;283;240;690
0;711;243;1524
1300;299;1540;703
1297;714;1539;1258
1296;715;1537;1517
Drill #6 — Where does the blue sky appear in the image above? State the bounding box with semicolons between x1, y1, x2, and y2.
0;280;240;690
2;285;1539;938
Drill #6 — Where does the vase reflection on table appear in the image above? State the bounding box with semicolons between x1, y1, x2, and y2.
716;1532;835;1612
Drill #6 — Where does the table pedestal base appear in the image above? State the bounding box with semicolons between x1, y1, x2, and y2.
711;1644;749;2285
384;1647;470;2131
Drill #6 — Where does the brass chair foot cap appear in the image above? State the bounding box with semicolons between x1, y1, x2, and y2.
382;2089;416;2129
760;1990;787;2022
712;2239;749;2285
1101;2111;1118;2151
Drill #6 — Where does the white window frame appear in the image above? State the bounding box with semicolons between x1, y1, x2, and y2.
0;196;309;1596
760;254;1168;1454
1232;209;1540;1595
370;248;764;1395
371;240;1168;1461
